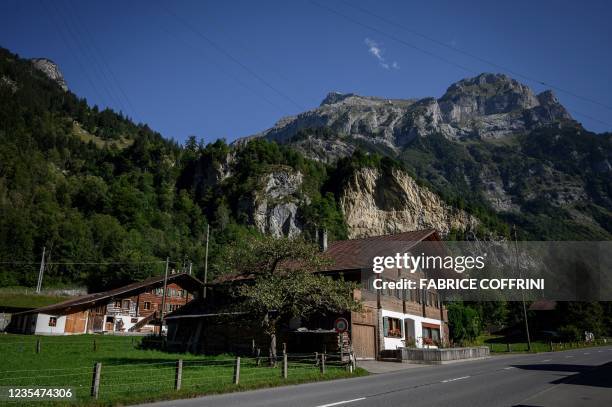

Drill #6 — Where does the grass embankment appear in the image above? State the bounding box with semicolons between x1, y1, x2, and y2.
0;334;366;406
0;287;71;310
477;334;610;353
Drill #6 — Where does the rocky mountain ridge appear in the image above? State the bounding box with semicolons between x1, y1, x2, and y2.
248;73;574;163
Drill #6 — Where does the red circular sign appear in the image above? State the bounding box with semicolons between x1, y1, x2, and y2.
334;317;349;333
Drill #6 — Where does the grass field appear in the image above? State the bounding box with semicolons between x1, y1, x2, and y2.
477;334;611;353
0;334;365;406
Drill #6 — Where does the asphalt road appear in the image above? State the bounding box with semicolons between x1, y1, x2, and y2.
137;347;612;407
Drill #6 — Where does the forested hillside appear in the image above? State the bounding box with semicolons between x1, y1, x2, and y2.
1;46;611;293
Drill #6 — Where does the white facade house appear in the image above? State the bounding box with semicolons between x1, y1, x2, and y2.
381;309;444;350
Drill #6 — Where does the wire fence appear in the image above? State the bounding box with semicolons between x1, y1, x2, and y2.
0;353;357;402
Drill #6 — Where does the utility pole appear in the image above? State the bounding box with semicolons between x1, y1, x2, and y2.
513;225;531;351
36;247;46;294
159;257;170;337
203;224;210;299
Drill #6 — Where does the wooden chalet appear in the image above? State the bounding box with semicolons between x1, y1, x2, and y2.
8;273;203;335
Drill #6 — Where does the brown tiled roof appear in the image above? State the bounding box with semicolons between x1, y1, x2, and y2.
212;229;440;284
16;273;204;315
321;229;439;271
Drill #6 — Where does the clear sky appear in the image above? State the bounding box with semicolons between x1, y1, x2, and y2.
1;0;611;143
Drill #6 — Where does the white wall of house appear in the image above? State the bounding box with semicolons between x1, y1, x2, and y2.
381;309;443;350
34;313;66;335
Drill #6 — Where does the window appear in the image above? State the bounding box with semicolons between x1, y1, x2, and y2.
422;325;441;344
143;301;151;310
114;300;122;308
48;317;57;327
383;317;403;338
130;318;138;323
122;299;130;309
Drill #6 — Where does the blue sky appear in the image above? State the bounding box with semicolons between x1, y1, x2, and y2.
1;0;611;143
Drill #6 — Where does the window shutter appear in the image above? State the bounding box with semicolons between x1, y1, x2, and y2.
383;317;389;336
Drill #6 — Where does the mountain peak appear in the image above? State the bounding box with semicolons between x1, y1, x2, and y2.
320;92;356;106
30;58;68;91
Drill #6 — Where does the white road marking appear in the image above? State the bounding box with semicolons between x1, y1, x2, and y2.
504;367;515;370
441;375;471;383
316;397;366;407
542;359;552;362
584;352;590;355
565;355;574;358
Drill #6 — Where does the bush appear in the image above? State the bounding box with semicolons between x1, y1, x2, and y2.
558;325;582;342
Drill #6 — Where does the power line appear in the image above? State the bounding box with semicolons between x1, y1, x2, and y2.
310;0;477;75
60;1;126;113
339;0;612;112
64;0;141;122
54;0;123;113
152;10;287;114
157;3;305;111
39;0;107;106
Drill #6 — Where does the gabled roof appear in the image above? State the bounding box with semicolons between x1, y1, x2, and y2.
321;229;440;271
16;273;204;315
212;229;441;284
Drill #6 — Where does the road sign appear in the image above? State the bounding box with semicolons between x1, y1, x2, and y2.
334;317;349;333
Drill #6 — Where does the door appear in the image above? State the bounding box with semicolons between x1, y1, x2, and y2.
352;324;376;359
65;311;88;333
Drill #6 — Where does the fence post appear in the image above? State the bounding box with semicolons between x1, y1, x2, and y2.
549;341;553;352
233;357;241;384
175;359;183;391
282;353;288;379
507;343;511;352
314;352;319;366
91;362;101;399
320;353;326;374
256;348;261;366
36;339;41;354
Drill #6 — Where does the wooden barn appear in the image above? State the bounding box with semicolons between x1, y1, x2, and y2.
8;273;203;335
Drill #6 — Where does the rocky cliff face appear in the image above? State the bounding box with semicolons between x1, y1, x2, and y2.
248;73;573;162
251;168;305;238
339;167;478;238
30;58;68;91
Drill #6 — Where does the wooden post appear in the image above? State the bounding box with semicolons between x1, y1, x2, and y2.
282;342;286;355
175;359;183;390
233;357;240;384
159;257;170;336
314;352;319;366
91;362;101;399
252;338;255;355
507;343;511;352
549;341;554;352
36;339;41;354
282;353;288;379
320;353;326;374
256;348;261;366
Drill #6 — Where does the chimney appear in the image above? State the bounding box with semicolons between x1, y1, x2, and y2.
318;228;328;252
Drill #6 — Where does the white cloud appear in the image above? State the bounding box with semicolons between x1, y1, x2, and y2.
364;38;399;70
